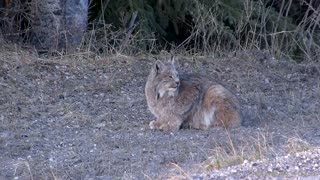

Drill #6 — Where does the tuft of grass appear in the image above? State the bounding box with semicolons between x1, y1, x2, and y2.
166;163;193;180
201;128;276;172
201;130;313;174
286;137;312;154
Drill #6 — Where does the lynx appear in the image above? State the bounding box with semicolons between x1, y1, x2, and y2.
145;57;241;131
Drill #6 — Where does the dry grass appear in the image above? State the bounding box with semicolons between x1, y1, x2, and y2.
175;0;320;62
80;21;157;56
286;137;312;154
201;130;273;172
164;129;315;179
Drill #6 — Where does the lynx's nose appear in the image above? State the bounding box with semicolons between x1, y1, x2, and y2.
175;81;180;86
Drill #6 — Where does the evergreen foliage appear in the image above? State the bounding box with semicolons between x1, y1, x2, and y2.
1;0;317;60
89;0;319;60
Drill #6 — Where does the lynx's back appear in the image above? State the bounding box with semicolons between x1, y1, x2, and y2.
145;59;241;131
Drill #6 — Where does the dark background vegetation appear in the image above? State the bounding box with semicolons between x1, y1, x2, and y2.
0;0;319;61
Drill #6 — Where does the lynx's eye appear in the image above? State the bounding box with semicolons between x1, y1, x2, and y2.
169;75;173;79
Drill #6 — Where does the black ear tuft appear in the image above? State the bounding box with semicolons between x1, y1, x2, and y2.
169;55;175;64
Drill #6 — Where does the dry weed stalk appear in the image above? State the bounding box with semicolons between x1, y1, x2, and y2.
10;159;34;180
167;162;192;180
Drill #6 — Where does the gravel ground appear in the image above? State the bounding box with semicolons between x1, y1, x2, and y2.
195;147;320;179
0;47;319;179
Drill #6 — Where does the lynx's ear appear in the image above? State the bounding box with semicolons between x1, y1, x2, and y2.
155;60;165;73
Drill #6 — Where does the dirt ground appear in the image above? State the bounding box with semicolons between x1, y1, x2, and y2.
0;48;319;179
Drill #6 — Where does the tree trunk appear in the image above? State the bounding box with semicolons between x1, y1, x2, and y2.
31;0;88;53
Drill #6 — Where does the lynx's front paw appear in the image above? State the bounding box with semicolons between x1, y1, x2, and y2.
149;121;180;131
149;120;155;129
149;120;160;130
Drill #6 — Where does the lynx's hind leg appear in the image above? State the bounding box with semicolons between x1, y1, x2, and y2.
190;107;217;130
203;85;241;128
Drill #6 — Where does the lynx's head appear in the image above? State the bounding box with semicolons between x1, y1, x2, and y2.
151;57;180;99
